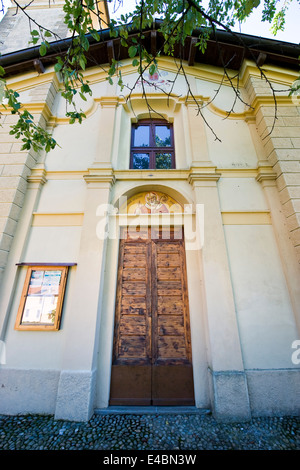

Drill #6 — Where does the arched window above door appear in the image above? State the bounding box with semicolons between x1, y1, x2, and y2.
130;119;175;170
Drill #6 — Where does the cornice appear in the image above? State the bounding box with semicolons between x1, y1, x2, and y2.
0;101;52;122
240;59;299;88
5;60;296;95
43;93;297;128
5;70;61;93
2;58;298;129
39;166;273;182
113;169;190;181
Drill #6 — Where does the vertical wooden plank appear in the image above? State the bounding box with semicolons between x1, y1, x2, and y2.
110;234;152;405
145;235;152;365
111;239;125;364
112;238;151;365
180;240;193;363
152;235;193;365
151;234;158;367
151;232;195;405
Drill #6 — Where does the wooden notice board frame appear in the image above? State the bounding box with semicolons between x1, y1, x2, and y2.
14;265;70;331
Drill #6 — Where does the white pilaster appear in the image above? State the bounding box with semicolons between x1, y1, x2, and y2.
55;169;115;421
189;168;251;421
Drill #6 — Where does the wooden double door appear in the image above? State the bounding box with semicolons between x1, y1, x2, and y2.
110;228;195;406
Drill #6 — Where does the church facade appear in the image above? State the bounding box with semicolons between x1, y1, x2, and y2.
0;1;299;421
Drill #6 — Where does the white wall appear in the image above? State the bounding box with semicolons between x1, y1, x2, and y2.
36;180;86;213
224;224;298;369
206;112;260;168
218;178;269;212
45;109;102;171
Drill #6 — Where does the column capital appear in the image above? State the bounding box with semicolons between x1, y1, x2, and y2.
27;166;47;186
178;96;207;107
96;97;120;108
83;167;115;187
255;164;277;186
188;166;221;187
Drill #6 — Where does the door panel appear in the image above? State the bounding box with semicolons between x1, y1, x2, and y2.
112;240;151;366
152;239;192;365
110;229;194;406
110;365;151;406
152;365;195;406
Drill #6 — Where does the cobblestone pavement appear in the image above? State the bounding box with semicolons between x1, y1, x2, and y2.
0;411;299;452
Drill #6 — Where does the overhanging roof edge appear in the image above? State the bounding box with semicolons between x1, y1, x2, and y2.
0;19;299;73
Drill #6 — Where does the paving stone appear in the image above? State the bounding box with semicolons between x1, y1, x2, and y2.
0;413;299;451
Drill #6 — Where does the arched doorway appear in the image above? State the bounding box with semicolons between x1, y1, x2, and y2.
109;191;195;406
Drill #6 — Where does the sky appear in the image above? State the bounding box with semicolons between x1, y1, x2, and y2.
109;0;299;44
0;0;299;44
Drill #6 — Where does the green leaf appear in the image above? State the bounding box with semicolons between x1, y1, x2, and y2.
31;30;40;36
79;92;87;101
44;30;52;38
244;0;260;16
149;64;156;76
0;79;5;102
79;56;86;70
54;62;63;73
39;43;47;57
81;83;92;94
128;46;137;58
81;35;90;52
108;61;116;76
90;29;100;41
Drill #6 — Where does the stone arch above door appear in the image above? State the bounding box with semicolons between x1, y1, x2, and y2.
118;190;185;214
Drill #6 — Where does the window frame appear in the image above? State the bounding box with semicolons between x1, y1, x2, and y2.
15;265;69;331
130;119;175;170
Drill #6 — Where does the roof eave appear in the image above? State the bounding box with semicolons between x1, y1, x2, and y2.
1;20;299;77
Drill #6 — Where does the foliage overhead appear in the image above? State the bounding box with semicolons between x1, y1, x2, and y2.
0;0;299;152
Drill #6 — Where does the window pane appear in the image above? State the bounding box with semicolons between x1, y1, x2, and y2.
155;126;171;147
28;270;62;296
155;153;172;169
133;153;150;169
133;126;150;147
22;296;58;325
